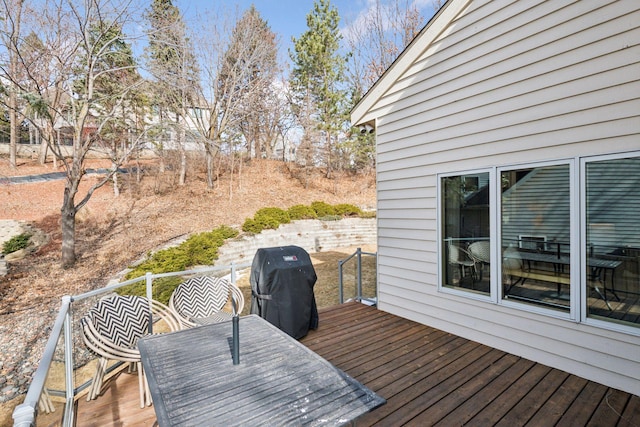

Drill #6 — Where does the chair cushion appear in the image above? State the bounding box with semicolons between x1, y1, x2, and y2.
172;276;230;320
88;295;150;348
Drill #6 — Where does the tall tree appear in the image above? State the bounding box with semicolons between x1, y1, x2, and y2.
1;0;144;267
341;0;430;174
144;0;199;186
344;0;426;94
191;5;281;189
84;21;143;196
0;0;26;169
289;0;348;178
228;6;280;161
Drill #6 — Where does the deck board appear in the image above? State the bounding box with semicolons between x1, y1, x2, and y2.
73;302;640;426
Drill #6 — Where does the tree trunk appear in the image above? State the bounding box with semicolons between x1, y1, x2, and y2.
206;148;214;189
178;126;186;185
60;188;77;268
9;89;17;169
38;128;49;164
325;131;332;179
112;160;120;197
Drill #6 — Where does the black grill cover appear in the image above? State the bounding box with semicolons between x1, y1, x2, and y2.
250;245;319;339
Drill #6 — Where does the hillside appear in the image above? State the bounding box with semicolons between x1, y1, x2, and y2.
0;156;376;415
0;157;375;310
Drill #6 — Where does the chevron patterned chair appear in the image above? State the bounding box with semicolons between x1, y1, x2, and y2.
80;294;181;408
169;276;245;328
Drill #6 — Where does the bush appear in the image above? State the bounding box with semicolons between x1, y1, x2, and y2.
124;225;238;280
116;276;183;306
287;204;318;220
359;210;377;219
2;233;31;254
255;207;290;224
333;203;362;217
182;226;238;266
311;201;335;217
241;218;261;234
242;207;290;234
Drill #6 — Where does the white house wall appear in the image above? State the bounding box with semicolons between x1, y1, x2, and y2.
371;0;640;395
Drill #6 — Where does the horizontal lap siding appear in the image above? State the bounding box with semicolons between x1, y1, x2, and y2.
374;0;640;396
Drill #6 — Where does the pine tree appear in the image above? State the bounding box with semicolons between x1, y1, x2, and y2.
145;0;199;185
289;0;348;178
224;6;280;160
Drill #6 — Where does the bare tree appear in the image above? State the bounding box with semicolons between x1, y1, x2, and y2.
229;6;280;160
190;5;281;189
0;0;26;169
1;0;145;267
344;0;427;94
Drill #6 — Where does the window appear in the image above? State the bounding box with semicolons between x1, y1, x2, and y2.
439;155;640;332
441;172;490;295
501;164;571;312
585;156;640;328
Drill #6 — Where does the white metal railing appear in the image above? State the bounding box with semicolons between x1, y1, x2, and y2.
338;247;378;305
11;262;251;427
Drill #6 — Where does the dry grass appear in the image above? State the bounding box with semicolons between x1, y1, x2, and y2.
0;156;376;424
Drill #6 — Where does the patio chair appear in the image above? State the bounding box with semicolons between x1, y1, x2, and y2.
502;247;524;294
468;241;490;281
80;294;181;408
448;243;478;282
169;276;245;328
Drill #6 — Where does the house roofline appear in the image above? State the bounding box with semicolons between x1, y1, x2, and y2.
350;0;471;127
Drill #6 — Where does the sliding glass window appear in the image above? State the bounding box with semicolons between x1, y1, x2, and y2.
441;172;490;295
585;156;640;328
500;164;571;312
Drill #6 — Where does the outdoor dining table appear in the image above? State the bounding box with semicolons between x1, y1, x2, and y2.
138;314;385;427
503;249;622;307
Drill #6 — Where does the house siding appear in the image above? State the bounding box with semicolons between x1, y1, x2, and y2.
372;0;640;395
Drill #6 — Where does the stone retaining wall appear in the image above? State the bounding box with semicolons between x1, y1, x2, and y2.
215;218;377;267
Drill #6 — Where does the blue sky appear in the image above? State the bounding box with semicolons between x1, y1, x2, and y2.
175;0;439;56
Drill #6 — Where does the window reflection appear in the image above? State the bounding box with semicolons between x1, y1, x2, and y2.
501;165;571;311
442;172;490;294
586;157;640;327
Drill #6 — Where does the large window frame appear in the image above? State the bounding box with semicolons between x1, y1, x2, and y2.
438;168;494;303
497;160;577;321
580;152;640;334
437;152;640;336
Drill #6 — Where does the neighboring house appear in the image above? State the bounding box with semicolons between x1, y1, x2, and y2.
351;0;640;397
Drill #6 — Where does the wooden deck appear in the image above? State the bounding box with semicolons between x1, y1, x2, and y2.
72;302;640;426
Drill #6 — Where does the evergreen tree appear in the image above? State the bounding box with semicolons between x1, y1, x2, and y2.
224;5;280;160
289;0;348;177
84;22;143;195
145;0;199;185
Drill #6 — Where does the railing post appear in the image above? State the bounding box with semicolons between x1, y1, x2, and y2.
230;262;236;284
338;260;344;304
12;403;35;427
356;248;363;302
63;296;75;426
146;272;153;334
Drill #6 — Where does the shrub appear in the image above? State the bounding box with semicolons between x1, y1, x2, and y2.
2;233;31;254
255;207;290;224
287;204;318;220
182;226;238;266
333;203;362;217
359;210;377;219
241;218;261;234
243;207;290;234
124;225;238;280
311;201;335;217
116;276;183;306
